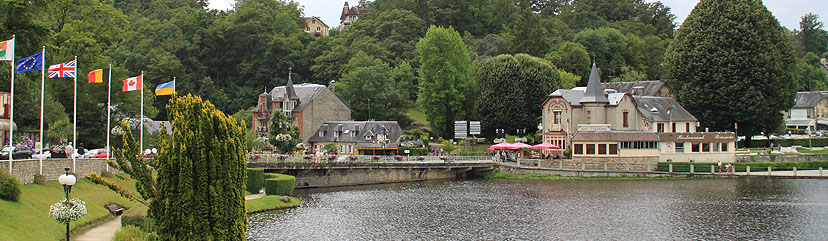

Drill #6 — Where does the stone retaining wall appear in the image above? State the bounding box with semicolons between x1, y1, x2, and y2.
736;154;828;162
0;158;113;184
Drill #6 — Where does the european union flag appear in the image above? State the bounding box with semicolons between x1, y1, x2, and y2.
16;51;43;73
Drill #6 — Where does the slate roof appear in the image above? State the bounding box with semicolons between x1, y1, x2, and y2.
603;80;669;97
572;131;659;141
340;2;371;20
270;83;350;112
793;91;828;108
548;89;585;106
633;96;697;122
304;16;329;28
579;63;609;103
308;121;403;148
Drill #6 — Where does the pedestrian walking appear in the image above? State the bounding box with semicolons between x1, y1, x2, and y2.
64;142;75;158
717;160;722;173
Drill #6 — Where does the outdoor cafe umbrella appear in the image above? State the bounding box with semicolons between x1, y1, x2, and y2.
489;142;513;150
507;142;533;150
530;142;561;149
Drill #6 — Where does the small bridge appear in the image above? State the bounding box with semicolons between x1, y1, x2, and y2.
248;155;496;188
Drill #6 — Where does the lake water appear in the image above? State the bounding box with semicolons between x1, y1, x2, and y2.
247;179;828;240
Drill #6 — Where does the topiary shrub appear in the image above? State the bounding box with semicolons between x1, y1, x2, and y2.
0;170;21;202
246;168;265;194
113;225;159;241
153;94;248;240
121;205;154;233
265;174;295;196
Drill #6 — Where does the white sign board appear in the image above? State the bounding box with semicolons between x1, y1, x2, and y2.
469;121;481;135
454;121;468;139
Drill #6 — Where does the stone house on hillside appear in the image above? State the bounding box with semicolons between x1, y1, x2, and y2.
338;1;371;31
539;63;736;165
252;78;351;145
304;16;329;37
308;121;403;155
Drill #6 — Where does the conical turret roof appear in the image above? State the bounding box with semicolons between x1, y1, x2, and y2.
285;70;299;100
579;62;608;103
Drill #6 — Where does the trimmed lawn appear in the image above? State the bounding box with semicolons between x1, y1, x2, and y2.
0;175;139;241
246;196;301;213
405;107;428;126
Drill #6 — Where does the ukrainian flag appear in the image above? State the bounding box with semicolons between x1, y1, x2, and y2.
155;79;175;96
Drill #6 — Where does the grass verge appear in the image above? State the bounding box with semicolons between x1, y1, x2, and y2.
485;172;684;180
0;175;139;241
246;195;301;214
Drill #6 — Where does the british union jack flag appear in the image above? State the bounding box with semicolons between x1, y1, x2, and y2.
48;60;76;78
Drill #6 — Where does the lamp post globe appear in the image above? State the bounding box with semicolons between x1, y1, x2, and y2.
58;168;75;241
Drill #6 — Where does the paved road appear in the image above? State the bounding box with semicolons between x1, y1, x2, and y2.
75;216;121;241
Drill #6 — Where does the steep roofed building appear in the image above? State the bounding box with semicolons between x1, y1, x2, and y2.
338;1;371;31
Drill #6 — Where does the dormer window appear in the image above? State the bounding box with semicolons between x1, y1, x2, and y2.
365;135;372;141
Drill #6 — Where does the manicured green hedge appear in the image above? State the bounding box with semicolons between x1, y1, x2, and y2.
400;147;429;156
742;137;828;148
265;174;295;196
246;168;265;194
0;170;21;202
121;205;154;233
657;161;828;172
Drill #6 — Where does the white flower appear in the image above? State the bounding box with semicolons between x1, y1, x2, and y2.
49;198;87;224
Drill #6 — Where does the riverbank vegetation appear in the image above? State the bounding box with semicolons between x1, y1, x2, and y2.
0;176;139;241
485;172;683;180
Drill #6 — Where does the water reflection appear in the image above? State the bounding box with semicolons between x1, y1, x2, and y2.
247;179;828;240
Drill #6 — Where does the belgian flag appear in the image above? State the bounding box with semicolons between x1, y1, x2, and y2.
87;68;110;83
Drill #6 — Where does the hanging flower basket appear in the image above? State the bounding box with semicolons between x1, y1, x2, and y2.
49;198;87;224
371;155;381;160
439;156;447;160
394;155;403;161
278;154;289;161
417;156;425;160
303;154;314;160
348;155;359;160
328;154;337;160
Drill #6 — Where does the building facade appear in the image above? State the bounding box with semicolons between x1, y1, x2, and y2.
304;16;329;37
540;63;736;165
783;91;828;131
338;1;371;31
251;79;351;144
307;121;403;155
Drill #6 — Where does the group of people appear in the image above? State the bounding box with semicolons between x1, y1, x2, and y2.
717;160;734;174
47;142;86;157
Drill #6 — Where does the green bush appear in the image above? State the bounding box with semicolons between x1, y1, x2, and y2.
265;174;295;196
657;161;828;172
0;170;21;202
121;205;154;233
399;147;428;156
113;225;158;241
246;168;265;194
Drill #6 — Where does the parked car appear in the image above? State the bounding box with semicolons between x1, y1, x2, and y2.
83;148;105;158
0;146;33;159
91;149;111;158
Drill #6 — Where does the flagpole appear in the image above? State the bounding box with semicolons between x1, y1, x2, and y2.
106;64;111;171
140;71;143;157
8;34;14;174
72;56;77;170
39;46;46;172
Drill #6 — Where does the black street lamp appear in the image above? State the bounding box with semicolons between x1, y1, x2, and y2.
58;168;77;241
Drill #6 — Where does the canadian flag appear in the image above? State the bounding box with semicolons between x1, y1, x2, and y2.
122;75;142;92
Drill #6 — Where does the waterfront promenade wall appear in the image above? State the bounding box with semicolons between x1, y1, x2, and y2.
0;158;113;184
736;153;828;162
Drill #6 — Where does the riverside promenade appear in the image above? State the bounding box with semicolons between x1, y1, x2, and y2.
498;160;828;179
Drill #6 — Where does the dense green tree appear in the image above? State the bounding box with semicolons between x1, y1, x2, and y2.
339;51;408;121
795;56;828;91
392;61;419;101
474;54;560;138
545;41;590;85
154;94;247;240
665;0;797;145
558;70;579;89
574;27;629;79
505;9;552;57
416;26;471;139
795;13;828;58
466;34;511;60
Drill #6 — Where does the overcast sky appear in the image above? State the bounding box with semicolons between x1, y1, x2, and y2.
208;0;828;31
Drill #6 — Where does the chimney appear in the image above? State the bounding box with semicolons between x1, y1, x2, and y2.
329;80;336;94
